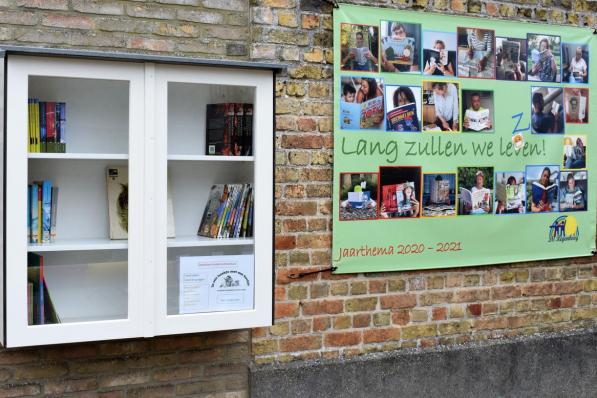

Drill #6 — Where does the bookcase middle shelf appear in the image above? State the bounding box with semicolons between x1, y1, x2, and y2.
28;153;255;162
28;236;254;252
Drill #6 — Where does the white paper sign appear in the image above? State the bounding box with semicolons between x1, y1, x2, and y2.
179;254;254;314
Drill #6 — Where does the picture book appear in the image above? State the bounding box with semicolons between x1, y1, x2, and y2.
382;183;415;213
386;103;419;132
427;49;448;66
108;166;175;239
464;108;490;131
496;183;524;210
531;181;558;206
382;37;415;65
360;96;384;129
340;101;360;129
349;47;370;65
197;183;254;239
461;188;490;212
560;190;583;210
429;179;451;204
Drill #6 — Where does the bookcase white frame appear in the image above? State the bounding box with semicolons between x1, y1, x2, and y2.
2;49;277;347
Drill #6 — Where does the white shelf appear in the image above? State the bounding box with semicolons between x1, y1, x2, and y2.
28;238;128;252
28;153;128;160
167;155;254;162
167;235;254;248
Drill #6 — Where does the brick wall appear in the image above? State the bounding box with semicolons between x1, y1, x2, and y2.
251;0;597;364
0;1;252;397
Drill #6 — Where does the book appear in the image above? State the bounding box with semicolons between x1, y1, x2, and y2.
461;188;490;213
37;184;42;244
41;180;52;244
28;252;44;324
382;37;416;65
340;101;360;129
386;102;419;132
206;103;253;156
382;183;415;213
496;182;523;210
243;104;253;156
50;186;59;242
46;101;56;153
198;183;254;239
107;166;175;239
233;103;243;156
40;102;47;153
464;108;490;131
561;190;583;210
30;184;39;243
198;185;226;237
531;181;557;206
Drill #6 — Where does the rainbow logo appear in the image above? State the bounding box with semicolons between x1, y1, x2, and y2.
548;215;579;242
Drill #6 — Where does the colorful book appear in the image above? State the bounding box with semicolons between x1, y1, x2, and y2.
243;104;253;156
50;186;59;242
30;184;39;244
41;181;52;244
532;181;558;206
386;103;419;132
461;187;491;213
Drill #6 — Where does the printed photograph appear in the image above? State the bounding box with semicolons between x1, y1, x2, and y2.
531;87;564;134
494;172;526;214
496;37;527;81
564;87;589;124
379;166;422;218
562;43;589;84
457;167;493;215
563;135;586;170
422;173;456;217
380;21;421;73
340;23;380;72
385;85;421;132
462;90;494;132
339;173;379;221
422;81;460;132
423;31;456;76
527;34;561;82
457;27;495;79
526;165;560;213
340;76;385;130
559;171;587;212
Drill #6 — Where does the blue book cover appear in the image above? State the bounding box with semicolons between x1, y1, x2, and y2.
40;102;46;145
532;181;557;208
340;101;360;129
41;181;52;243
30;183;39;244
59;102;66;144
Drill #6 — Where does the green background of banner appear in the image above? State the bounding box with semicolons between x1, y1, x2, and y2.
332;4;597;273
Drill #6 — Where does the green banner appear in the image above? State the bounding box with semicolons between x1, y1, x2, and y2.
332;4;596;273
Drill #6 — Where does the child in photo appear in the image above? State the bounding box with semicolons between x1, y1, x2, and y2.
562;44;588;84
339;173;378;221
531;88;564;134
495;173;525;214
357;78;383;103
528;34;560;82
422;174;456;217
342;82;356;103
423;32;456;76
563;136;586;169
380;21;421;73
458;168;493;215
457;28;495;78
341;24;379;72
462;91;493;132
385;85;421;132
430;82;459;131
559;172;586;211
379;167;421;218
496;37;527;80
528;166;559;213
564;87;589;124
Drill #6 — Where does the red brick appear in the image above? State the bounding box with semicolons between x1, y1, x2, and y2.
369;280;387;294
561;295;575;308
275;235;296;250
363;327;401;344
313;317;331;332
302;299;343;315
473;317;508;330
391;309;410;325
297;117;317;132
380;294;417;309
432;307;448;321
521;283;553;296
279;335;322;352
276;201;318;216
283;219;306;232
296;234;331;249
453;288;490;303
553;281;584;294
275;286;286;301
353;313;371;328
324;331;361;347
547;297;561;309
467;303;482;317
492;286;522;300
275;302;300;319
280;134;323;149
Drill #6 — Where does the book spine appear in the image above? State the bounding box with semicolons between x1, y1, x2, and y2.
240;188;250;238
230;185;244;238
210;185;229;238
27;282;33;325
34;99;40;153
46;102;56;153
27;184;32;243
233;184;249;238
243;104;253;156
40;102;47;153
59;102;66;153
247;190;254;237
226;185;242;238
240;184;252;237
28;99;32;152
30;183;39;244
55;102;61;151
37;184;42;243
39;254;45;324
50;186;59;242
223;103;234;156
41;181;52;244
218;184;236;238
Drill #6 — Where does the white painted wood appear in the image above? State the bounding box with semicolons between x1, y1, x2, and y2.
167;235;254;248
28;238;128;252
28;153;128;160
153;64;273;335
167;155;254;162
6;56;145;347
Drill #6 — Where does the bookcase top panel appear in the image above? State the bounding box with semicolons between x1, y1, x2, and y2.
0;45;286;72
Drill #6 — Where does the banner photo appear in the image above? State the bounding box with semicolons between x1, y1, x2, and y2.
332;4;596;273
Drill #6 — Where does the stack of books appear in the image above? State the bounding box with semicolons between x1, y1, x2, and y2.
28;180;59;244
28;98;66;153
206;103;253;156
27;253;60;325
197;184;253;239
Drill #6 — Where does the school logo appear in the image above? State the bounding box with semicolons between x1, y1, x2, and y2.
548;215;579;242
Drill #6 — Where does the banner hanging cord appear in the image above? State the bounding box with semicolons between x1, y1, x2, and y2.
288;266;337;279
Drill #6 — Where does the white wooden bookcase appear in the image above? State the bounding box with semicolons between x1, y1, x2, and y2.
1;47;278;347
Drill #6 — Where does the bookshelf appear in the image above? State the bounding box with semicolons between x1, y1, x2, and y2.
2;49;277;347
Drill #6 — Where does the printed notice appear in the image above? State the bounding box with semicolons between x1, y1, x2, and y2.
179;254;254;314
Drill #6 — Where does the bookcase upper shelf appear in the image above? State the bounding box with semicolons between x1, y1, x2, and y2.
28;153;128;160
167;155;254;162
